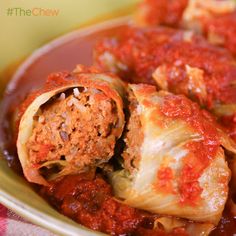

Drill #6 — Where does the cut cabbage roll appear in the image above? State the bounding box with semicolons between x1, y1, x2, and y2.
110;84;236;224
17;65;126;185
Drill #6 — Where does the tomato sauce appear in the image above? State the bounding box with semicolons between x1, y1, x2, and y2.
40;173;187;236
156;167;174;193
160;94;220;205
0;19;236;235
40;170;234;236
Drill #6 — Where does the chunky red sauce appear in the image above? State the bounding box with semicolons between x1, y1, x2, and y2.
40;173;152;235
0;20;236;235
40;173;189;236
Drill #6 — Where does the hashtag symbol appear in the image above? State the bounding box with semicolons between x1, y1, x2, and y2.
7;8;13;16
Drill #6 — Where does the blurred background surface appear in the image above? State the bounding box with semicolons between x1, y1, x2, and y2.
0;0;140;72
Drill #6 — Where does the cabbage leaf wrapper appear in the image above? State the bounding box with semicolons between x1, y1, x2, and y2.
17;65;126;185
110;84;236;225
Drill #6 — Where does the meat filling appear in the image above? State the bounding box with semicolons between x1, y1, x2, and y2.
26;87;119;173
122;90;143;172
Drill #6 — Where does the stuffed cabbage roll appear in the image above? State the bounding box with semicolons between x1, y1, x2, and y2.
135;0;236;56
94;26;236;141
110;84;236;224
17;65;126;185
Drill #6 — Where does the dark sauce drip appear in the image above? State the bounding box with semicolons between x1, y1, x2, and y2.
0;21;235;235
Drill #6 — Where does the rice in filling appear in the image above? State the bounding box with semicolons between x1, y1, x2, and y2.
122;90;143;172
26;87;119;171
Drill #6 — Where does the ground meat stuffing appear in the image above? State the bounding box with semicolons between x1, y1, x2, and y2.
26;87;118;171
122;90;143;172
